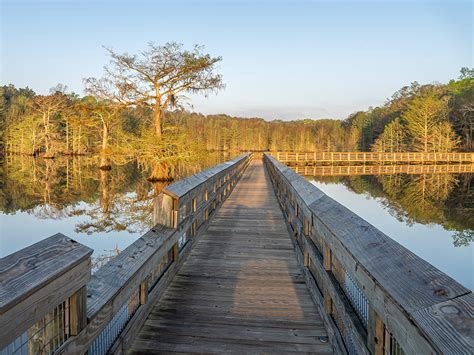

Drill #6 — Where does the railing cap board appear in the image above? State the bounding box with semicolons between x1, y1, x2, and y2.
309;194;470;306
264;153;473;353
164;154;249;199
264;154;325;206
0;233;93;314
412;292;474;353
86;223;175;318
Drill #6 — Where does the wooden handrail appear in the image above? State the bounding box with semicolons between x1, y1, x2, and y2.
0;153;253;355
269;151;474;164
0;234;93;351
264;153;473;354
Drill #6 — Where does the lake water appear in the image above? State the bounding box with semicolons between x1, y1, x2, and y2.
1;155;472;289
306;172;473;290
0;153;231;271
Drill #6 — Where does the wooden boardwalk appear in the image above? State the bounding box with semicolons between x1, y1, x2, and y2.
128;159;332;354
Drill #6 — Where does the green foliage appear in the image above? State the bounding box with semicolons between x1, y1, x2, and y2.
451;229;474;247
402;94;451;152
372;118;407;152
348;70;472;153
0;68;472;158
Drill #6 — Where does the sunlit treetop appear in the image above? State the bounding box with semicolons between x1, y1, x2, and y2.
84;42;224;139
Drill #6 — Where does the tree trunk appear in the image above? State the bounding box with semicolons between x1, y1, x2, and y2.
78;125;82;154
154;106;162;139
100;168;110;215
424;120;428;153
99;122;111;170
66;121;69;154
102;122;109;151
43;112;52;157
148;163;173;182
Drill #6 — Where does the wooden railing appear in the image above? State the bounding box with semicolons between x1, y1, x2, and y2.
0;153;252;355
264;153;472;355
0;234;93;354
270;151;474;164
294;164;474;177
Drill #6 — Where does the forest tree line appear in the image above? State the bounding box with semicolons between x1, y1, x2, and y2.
0;68;472;159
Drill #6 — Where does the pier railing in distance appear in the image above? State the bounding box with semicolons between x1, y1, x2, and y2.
269;151;474;165
264;153;473;355
0;153;252;355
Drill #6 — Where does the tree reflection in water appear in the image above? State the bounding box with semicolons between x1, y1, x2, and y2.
311;172;473;247
0;152;231;262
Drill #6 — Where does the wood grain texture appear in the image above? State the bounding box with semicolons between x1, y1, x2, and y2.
0;234;92;349
128;159;332;354
86;224;176;318
57;155;251;354
264;153;474;354
265;154;470;310
0;233;92;312
164;154;249;199
412;293;474;354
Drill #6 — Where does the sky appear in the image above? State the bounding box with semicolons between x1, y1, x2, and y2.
1;0;472;120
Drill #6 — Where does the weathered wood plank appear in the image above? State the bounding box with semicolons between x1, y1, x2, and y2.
86;224;175;318
56;153;251;354
128;159;332;354
412;293;474;354
0;234;92;349
164;154;249;198
264;153;474;354
0;233;92;312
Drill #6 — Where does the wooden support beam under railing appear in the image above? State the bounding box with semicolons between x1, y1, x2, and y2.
264;153;473;355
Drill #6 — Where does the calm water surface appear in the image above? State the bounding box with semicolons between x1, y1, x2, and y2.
1;155;472;288
306;171;473;290
0;153;231;271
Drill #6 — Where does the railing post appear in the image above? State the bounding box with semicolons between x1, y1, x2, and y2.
172;242;179;262
139;278;149;305
367;306;385;354
304;250;310;267
154;193;176;228
69;286;87;336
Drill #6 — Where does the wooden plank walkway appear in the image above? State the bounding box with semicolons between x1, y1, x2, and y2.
128;159;332;354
